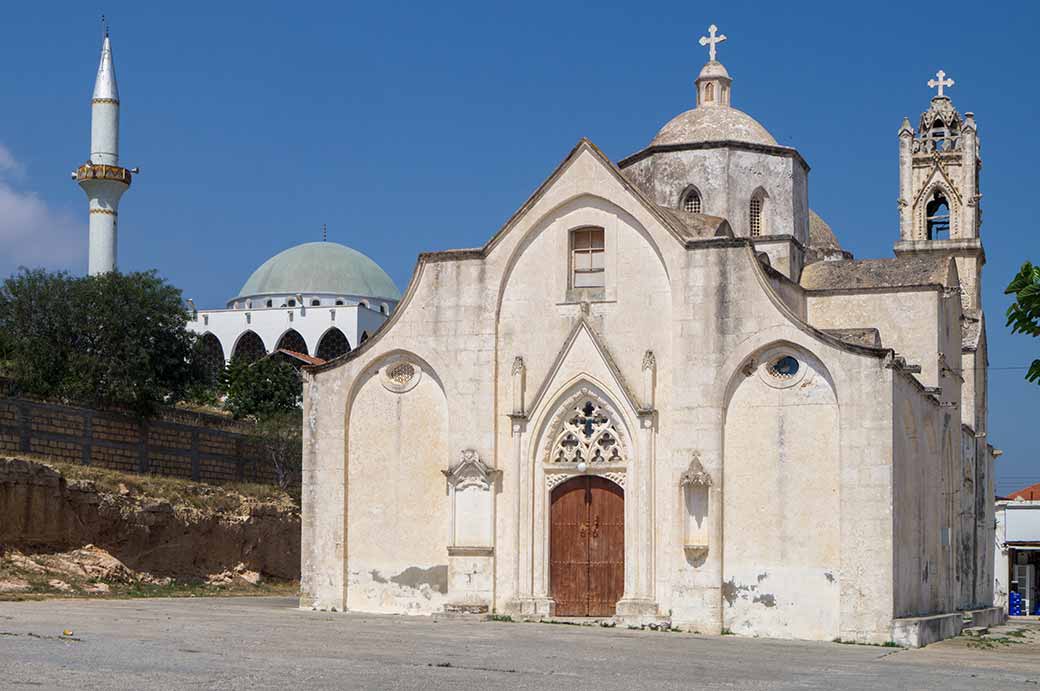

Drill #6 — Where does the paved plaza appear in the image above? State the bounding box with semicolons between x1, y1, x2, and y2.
1;596;1039;689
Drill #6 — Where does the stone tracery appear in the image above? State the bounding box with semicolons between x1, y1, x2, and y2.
545;390;627;465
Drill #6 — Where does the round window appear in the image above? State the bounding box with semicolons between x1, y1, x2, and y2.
768;356;800;379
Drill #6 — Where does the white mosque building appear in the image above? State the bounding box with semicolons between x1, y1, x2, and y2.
185;241;401;378
73;32;401;379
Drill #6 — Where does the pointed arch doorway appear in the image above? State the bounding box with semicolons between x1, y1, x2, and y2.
549;475;624;616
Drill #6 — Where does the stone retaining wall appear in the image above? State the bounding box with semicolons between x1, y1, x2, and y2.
0;396;275;485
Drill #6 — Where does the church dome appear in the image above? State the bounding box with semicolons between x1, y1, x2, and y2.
233;241;401;303
650;106;777;147
808;210;841;251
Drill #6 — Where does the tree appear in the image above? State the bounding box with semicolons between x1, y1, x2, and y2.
0;269;197;413
255;410;303;491
0;269;78;397
1005;261;1040;384
222;356;301;419
222;356;303;489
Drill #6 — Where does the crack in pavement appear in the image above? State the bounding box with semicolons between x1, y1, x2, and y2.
0;631;82;642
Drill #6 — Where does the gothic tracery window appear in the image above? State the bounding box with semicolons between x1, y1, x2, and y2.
550;398;625;465
682;189;702;214
570;227;605;289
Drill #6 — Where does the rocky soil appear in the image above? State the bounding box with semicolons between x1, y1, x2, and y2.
0;456;300;598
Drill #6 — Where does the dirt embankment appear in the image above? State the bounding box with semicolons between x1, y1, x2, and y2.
0;456;300;596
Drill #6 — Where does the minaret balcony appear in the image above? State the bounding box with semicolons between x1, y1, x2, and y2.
75;163;132;187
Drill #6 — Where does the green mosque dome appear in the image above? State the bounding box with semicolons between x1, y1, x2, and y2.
233;242;401;303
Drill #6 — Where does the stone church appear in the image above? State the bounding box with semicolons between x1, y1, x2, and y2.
300;27;1000;644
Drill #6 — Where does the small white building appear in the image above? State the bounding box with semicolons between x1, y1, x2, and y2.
186;241;400;380
995;484;1040;615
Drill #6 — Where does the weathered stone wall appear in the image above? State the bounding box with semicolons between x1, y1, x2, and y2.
0;397;275;485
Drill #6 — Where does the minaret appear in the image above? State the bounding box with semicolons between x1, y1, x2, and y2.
73;28;133;275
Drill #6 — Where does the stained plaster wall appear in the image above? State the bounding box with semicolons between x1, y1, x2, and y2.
721;347;841;640
342;365;451;612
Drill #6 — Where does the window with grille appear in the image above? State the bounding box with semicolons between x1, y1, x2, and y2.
682;190;702;214
571;227;605;288
750;197;763;237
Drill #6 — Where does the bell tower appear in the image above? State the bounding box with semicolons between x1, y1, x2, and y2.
895;70;984;310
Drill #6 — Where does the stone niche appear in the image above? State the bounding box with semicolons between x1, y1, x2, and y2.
442;449;498;613
681;454;712;556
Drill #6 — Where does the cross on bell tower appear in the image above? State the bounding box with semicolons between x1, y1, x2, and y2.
699;24;727;62
928;70;954;98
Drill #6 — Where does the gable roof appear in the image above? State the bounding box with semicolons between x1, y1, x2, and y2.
1008;482;1040;502
526;315;644;417
801;255;956;292
481;138;732;254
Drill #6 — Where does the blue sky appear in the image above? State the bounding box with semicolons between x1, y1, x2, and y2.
1;1;1037;493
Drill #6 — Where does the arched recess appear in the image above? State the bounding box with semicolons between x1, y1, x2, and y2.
316;327;351;361
721;341;840;641
276;329;308;355
521;376;645;611
915;180;958;240
231;330;266;363
194;333;225;386
494;193;672;323
343;351;450;614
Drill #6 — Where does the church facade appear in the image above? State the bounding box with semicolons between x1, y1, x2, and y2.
299;29;1000;645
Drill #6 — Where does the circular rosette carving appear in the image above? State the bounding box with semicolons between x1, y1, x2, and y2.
380;357;421;393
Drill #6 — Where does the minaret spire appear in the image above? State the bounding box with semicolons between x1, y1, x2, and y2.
73;27;133;275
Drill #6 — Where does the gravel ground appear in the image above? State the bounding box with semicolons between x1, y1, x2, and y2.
1;596;1038;690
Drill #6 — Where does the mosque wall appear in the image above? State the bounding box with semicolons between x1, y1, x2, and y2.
188;302;388;362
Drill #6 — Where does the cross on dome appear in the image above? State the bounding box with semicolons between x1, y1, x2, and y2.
928;69;954;98
699;24;727;62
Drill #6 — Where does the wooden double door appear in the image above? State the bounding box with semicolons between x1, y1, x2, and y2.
549;475;624;616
